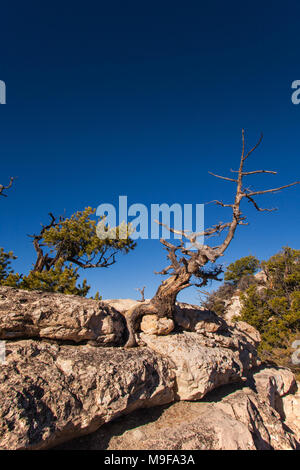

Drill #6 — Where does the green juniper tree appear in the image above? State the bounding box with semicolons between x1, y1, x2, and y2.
0;187;135;296
224;255;260;285
240;247;300;349
238;247;300;375
22;207;135;296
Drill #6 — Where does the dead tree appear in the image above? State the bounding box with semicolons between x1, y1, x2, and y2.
136;286;146;302
0;177;14;197
124;130;299;347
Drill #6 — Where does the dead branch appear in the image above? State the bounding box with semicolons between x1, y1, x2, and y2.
0;177;14;197
136;286;146;302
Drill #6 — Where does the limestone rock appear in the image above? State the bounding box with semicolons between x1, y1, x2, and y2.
0;289;297;450
0;339;175;449
255;270;268;283
140;330;259;400
234;321;261;347
174;302;226;333
250;368;300;441
282;383;300;438
0;287;125;345
140;315;174;335
224;294;242;323
104;299;227;335
253;367;296;403
56;368;299;451
224;271;267;323
102;298;142;314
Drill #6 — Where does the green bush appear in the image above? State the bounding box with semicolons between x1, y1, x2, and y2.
239;247;300;376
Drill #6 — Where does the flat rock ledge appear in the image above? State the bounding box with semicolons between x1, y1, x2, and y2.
57;369;299;451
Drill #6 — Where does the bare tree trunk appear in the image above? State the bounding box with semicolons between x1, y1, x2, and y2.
151;270;191;317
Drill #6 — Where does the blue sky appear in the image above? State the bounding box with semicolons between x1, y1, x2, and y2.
0;1;299;303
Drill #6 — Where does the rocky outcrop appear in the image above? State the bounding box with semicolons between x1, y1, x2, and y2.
0;323;261;448
234;321;261;347
251;367;300;438
102;298;140;314
140;329;259;400
0;287;125;345
224;271;268;323
0;339;175;450
253;367;296;405
282;384;300;436
224;294;242;323
0;287;298;450
105;299;261;400
174;301;227;333
56;368;299;451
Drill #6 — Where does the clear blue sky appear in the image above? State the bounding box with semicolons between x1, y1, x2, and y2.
0;1;299;303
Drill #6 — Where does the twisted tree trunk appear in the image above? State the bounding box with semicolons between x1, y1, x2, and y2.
124;130;299;347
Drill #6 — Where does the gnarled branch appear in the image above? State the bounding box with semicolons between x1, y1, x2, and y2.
0;177;14;197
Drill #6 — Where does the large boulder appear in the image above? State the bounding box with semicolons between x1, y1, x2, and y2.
0;339;175;450
139;328;260;400
252;367;296;407
0;287;125;345
174;302;227;333
251;367;300;437
140;315;175;335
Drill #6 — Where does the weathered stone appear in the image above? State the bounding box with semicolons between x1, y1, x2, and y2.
102;298;142;314
140;330;259;400
255;270;268;283
56;369;299;451
0;339;175;449
104;299;227;335
0;289;297;450
253;367;296;405
140;315;174;335
234;321;261;347
224;271;268;323
282;383;300;438
250;367;299;443
0;287;125;345
174;302;227;333
224;294;242;323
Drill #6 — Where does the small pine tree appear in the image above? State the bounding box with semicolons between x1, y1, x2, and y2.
224;255;260;286
0;207;136;297
19;260;90;296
